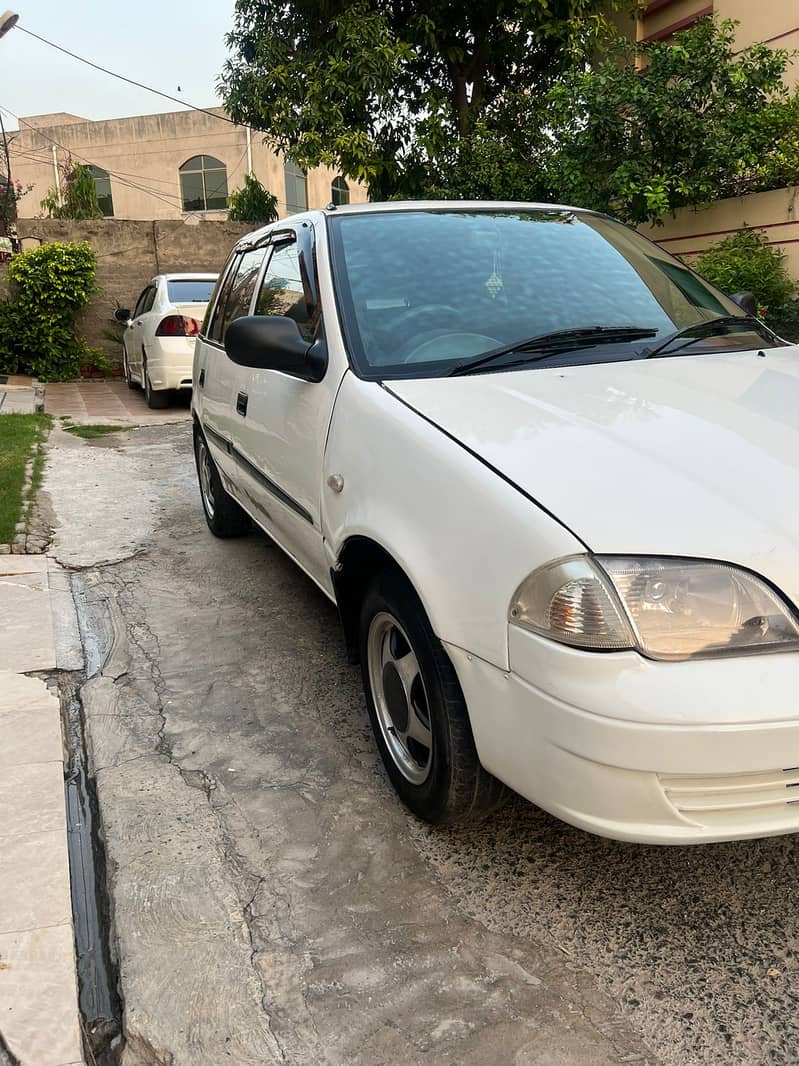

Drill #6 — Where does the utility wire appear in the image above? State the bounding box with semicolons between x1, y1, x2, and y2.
4;112;295;213
15;23;241;127
2;107;186;211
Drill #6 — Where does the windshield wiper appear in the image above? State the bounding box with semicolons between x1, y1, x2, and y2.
449;326;658;377
643;315;765;360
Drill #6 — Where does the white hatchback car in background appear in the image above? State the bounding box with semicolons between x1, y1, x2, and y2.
116;273;217;408
192;201;799;845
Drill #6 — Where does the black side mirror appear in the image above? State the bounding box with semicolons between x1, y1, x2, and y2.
224;316;327;382
730;291;757;316
114;308;132;322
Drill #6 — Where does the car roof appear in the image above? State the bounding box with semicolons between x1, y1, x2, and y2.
156;273;218;281
234;199;591;250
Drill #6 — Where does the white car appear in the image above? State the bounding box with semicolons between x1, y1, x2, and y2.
192;201;799;845
117;273;217;408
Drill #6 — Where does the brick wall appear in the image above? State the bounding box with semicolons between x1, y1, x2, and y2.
10;218;253;369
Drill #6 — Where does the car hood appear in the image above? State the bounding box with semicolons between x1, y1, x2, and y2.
388;348;799;601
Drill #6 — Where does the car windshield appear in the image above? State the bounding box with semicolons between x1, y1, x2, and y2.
167;279;216;303
328;209;780;379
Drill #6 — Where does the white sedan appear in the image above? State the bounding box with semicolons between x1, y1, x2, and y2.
117;273;217;408
192;201;799;845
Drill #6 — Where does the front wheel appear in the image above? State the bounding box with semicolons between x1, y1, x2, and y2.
359;571;507;824
193;425;250;538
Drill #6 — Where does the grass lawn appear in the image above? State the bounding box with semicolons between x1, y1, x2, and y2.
0;414;52;544
64;423;137;439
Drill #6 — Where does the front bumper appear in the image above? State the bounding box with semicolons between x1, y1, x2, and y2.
447;627;799;844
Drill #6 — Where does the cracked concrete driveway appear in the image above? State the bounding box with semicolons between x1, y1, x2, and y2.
43;422;799;1065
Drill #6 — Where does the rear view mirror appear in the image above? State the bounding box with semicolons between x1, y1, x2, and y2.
224;316;327;382
730;291;757;316
114;308;132;322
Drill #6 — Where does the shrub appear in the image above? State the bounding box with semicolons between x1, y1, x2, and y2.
691;229;796;312
766;300;799;342
0;241;106;380
228;174;279;223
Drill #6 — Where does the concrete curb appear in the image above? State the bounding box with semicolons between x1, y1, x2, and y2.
0;555;85;1066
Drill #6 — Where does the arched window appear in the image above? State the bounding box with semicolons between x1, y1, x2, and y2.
179;155;228;212
331;176;349;206
86;164;114;217
284;160;307;215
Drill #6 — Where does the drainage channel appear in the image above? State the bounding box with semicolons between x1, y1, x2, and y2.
58;672;123;1065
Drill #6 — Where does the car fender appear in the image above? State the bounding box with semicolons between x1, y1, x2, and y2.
322;373;584;671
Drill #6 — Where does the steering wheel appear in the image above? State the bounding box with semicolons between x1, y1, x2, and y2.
394;304;462;362
402;332;503;364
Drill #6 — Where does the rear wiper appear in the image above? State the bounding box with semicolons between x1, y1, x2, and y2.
643;315;766;360
449;326;658;377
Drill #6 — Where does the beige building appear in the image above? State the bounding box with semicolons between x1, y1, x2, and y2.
613;0;799;85
8;106;368;221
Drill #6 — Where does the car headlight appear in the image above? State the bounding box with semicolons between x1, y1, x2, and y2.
509;555;799;661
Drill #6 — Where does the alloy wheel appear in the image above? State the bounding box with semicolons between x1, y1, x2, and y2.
367;612;433;785
197;437;216;519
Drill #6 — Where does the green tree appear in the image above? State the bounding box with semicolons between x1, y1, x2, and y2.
41;161;103;220
221;0;620;200
537;18;797;225
228;173;280;222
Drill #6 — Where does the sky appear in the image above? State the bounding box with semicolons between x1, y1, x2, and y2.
0;0;237;131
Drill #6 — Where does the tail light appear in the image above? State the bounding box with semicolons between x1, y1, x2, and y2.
156;315;201;337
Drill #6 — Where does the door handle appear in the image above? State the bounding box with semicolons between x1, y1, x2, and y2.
236;391;248;417
198;368;205;388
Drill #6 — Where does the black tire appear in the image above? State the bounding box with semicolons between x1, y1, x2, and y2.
193;424;250;538
359;570;507;824
144;368;171;409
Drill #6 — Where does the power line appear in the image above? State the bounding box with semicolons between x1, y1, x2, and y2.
5;114;297;214
2;108;186;211
15;23;242;128
12;142;251;205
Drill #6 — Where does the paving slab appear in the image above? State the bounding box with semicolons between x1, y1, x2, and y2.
0;924;83;1066
0;559;56;673
45;380;190;425
0;673;63;770
0;762;67;841
0;830;73;934
0;388;36;414
0;629;83;1062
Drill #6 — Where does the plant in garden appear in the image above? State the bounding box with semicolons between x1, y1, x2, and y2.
537;18;798;225
41;160;103;220
692;229;796;314
0;241;106;380
228;173;280;222
221;0;619;200
766;301;799;342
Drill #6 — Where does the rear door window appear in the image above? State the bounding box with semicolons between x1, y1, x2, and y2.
207;248;266;343
133;286;153;319
141;287;156;314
